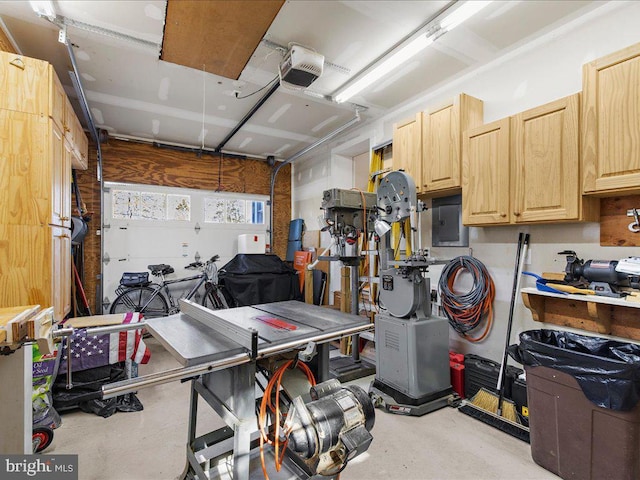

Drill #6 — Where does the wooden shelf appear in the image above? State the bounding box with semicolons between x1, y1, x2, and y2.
521;287;640;341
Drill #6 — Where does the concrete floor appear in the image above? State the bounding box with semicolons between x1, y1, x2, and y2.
50;338;558;480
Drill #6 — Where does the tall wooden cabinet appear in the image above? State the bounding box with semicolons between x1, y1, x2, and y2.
422;94;483;195
0;51;86;320
582;42;640;195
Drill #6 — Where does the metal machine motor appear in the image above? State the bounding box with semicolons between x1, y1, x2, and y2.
286;378;375;476
560;250;640;297
321;188;377;248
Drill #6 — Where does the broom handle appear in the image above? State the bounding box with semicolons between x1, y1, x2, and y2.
496;233;529;411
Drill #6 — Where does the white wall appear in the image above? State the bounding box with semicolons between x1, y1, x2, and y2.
292;1;640;364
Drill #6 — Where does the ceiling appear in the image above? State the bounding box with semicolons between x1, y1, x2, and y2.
0;0;605;161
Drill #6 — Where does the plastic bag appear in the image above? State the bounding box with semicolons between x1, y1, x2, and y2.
52;364;144;418
509;329;640;411
33;343;62;429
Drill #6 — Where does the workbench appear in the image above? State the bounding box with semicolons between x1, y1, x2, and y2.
103;299;372;480
0;305;55;454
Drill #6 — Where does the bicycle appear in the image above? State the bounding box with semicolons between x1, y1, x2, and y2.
109;255;229;318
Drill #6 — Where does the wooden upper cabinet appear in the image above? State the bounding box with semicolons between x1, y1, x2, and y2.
422;94;483;195
511;93;598;223
583;42;640;195
0;110;70;229
392;113;422;191
0;110;49;226
0;51;48;116
52;122;72;229
49;66;66;130
63;95;89;170
69;112;89;170
0;51;88;170
462;118;510;225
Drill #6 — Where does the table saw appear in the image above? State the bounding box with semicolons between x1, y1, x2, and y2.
102;299;374;480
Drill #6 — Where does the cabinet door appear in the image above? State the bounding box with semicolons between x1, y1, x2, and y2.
462;118;510;225
63;96;75;144
51;123;71;228
583;42;640;194
0;225;50;309
48;66;66;130
0;51;48;116
71;115;89;170
392;113;422;191
51;226;71;320
0;110;50;226
512;94;581;222
423;94;483;194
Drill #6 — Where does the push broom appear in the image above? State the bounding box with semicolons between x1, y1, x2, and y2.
458;232;530;442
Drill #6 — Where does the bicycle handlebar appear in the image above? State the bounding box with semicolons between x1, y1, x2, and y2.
185;255;220;270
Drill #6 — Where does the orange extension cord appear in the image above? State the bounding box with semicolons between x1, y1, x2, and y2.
258;360;316;480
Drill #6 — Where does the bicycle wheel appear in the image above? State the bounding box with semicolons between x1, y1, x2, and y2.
110;286;169;318
202;285;229;310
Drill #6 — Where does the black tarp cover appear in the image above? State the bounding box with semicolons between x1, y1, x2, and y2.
509;329;640;411
219;254;301;306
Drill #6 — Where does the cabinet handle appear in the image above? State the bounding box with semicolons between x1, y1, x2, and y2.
59;216;70;221
500;212;507;217
514;212;521;217
9;57;25;70
55;234;70;238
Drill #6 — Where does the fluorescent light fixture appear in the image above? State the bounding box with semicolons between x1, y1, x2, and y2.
440;1;493;32
334;1;492;104
29;0;56;20
335;34;433;103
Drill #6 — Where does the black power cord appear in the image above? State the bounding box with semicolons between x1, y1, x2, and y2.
438;256;495;342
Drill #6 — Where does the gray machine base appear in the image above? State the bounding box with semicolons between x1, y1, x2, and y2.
329;355;376;383
369;384;457;416
183;427;338;480
374;312;450;399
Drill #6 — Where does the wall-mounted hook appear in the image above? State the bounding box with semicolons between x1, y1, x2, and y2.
194;222;201;234
627;208;640;233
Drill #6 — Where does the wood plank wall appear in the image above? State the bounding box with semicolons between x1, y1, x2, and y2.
0;27;17;53
76;138;291;313
600;195;640;246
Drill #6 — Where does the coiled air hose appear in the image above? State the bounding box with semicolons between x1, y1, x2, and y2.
438;256;495;342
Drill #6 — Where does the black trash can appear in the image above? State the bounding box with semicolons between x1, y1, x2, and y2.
509;329;640;480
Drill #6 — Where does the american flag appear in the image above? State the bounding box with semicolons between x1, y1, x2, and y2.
59;312;150;372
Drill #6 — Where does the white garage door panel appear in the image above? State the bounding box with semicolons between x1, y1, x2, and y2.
103;182;269;309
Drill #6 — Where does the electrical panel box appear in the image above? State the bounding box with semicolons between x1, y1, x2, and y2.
432;194;468;247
